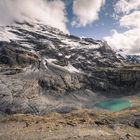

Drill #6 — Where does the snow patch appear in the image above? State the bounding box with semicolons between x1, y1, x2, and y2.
46;58;81;73
77;55;85;60
64;63;81;73
94;51;101;58
46;59;57;63
116;50;127;59
61;38;80;48
0;27;19;42
81;44;100;49
65;55;71;59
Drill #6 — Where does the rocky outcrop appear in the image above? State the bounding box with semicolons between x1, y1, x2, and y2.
0;42;38;67
134;119;140;129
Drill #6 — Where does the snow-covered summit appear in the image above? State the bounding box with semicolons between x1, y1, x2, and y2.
0;22;122;74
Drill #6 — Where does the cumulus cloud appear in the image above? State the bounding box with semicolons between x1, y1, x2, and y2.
104;29;140;55
115;0;140;14
120;11;140;28
0;0;68;33
72;0;105;27
104;0;140;55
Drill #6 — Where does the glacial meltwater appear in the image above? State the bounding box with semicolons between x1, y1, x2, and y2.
95;99;131;112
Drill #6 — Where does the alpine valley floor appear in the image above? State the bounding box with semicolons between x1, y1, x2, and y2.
0;107;140;140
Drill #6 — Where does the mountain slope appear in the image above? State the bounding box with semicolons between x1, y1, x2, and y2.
0;23;140;115
116;50;140;64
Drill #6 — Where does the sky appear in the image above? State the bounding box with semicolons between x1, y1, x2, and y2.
0;0;140;54
66;0;118;39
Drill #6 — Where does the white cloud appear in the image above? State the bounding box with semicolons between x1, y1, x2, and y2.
115;0;140;14
104;0;140;55
0;0;68;33
120;11;140;28
72;0;105;27
104;29;140;55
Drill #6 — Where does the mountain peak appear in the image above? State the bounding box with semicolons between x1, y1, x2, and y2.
0;22;140;116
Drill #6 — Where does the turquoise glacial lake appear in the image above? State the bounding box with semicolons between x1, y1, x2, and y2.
95;99;131;112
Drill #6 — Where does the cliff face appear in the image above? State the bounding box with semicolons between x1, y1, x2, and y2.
0;23;140;115
89;68;140;94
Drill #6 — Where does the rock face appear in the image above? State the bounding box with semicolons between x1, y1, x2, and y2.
0;23;140;115
0;42;38;66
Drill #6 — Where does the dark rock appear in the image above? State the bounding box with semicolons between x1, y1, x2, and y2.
126;133;131;139
0;44;38;66
134;119;140;129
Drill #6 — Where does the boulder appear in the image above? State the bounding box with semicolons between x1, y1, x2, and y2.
134;119;140;129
